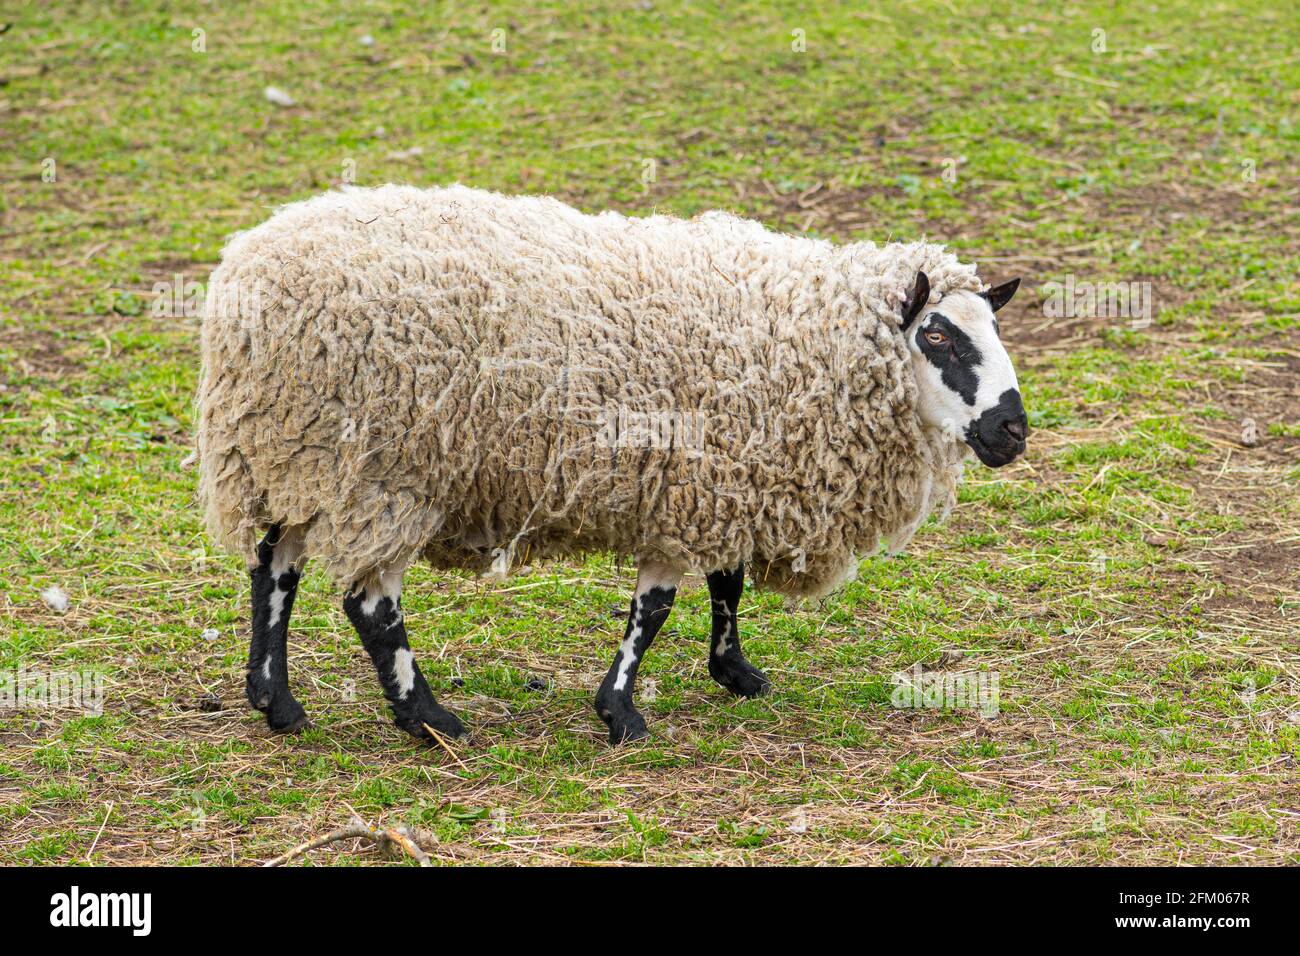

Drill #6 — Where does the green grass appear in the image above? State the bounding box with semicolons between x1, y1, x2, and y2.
1;0;1297;865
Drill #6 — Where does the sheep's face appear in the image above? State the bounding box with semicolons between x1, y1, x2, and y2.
899;273;1028;468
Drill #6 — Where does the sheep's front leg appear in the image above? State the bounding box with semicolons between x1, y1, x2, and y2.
706;563;770;698
343;568;466;743
595;563;681;744
246;525;309;733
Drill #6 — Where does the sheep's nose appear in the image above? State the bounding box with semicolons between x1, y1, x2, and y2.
1002;418;1027;442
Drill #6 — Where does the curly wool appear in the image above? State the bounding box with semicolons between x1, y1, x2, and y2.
196;184;980;598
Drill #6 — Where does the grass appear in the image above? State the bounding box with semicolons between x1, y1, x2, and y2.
1;0;1298;865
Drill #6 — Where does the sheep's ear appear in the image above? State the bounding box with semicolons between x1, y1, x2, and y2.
899;271;929;331
980;277;1020;313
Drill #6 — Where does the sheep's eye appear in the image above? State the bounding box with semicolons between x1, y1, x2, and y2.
924;330;948;347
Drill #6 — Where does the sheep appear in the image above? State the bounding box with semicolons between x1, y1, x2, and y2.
196;184;1027;745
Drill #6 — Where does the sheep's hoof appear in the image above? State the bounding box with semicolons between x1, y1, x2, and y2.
247;678;310;734
600;707;650;746
255;697;310;734
398;705;468;744
709;657;772;699
267;703;311;734
608;718;649;745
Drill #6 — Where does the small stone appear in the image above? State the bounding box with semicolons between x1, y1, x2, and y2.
524;677;548;692
201;628;220;642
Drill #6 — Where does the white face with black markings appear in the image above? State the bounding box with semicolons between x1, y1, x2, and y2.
899;273;1028;468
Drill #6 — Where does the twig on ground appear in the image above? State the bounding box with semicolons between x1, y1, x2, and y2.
86;801;114;861
423;722;471;772
263;815;434;867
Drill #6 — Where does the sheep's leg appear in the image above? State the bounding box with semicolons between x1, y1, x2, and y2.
343;567;466;743
594;562;681;745
706;563;771;698
246;525;310;733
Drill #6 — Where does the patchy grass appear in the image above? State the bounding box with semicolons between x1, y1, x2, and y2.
1;1;1297;865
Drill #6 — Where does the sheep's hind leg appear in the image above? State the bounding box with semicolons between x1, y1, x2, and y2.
246;525;310;733
595;563;681;745
343;567;466;743
706;563;770;698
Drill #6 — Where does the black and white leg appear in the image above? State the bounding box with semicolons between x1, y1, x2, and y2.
595;562;681;745
706;563;770;698
342;566;466;743
246;524;310;733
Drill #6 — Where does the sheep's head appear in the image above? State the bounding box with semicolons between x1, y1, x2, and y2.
898;271;1027;468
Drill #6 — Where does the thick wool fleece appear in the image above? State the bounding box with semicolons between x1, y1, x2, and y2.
197;184;979;598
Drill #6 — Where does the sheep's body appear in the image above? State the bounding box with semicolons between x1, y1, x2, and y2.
198;184;978;597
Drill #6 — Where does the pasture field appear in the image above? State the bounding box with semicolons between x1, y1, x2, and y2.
0;1;1297;865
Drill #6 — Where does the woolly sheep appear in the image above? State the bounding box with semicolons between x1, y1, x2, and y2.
197;184;1027;745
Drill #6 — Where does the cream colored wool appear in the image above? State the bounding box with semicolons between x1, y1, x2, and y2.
197;184;980;598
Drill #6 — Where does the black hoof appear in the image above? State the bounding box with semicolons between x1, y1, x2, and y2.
247;676;310;734
268;701;310;734
597;696;649;745
397;704;468;744
607;714;649;745
710;657;772;698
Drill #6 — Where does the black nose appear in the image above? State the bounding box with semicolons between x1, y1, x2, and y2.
965;390;1028;468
